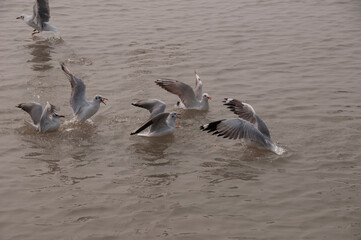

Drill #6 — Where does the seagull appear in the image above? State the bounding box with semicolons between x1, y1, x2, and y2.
131;99;166;119
60;63;108;122
16;101;64;132
16;0;58;35
130;112;180;137
200;98;281;154
155;72;211;110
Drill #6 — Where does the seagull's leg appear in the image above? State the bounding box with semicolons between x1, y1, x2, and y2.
32;30;40;35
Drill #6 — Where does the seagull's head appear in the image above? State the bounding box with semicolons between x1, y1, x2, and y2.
202;93;211;101
94;95;108;105
16;14;26;20
169;112;181;120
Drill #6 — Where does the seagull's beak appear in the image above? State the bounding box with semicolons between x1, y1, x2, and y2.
176;113;181;119
59;115;65;118
208;96;212;100
101;98;108;105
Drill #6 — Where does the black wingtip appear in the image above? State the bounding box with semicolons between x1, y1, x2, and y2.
130;132;136;135
200;120;225;133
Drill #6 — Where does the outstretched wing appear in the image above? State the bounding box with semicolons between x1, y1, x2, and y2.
16;102;43;125
61;63;88;115
200;118;268;145
131;113;170;135
155;79;199;108
132;99;166;119
194;71;203;101
223;98;256;124
32;0;50;30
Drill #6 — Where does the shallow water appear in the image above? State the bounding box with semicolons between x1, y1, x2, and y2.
1;0;361;239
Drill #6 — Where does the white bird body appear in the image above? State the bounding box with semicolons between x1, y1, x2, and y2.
72;101;101;122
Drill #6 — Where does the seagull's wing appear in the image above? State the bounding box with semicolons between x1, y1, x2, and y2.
194;71;203;101
132;99;166;119
61;63;88;115
131;113;170;135
32;0;50;30
155;79;199;108
200;118;268;144
223;98;256;124
35;0;50;22
16;102;43;125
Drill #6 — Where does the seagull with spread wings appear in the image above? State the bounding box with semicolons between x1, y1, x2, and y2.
200;98;282;154
60;63;108;122
17;0;58;35
155;71;211;111
16;101;64;132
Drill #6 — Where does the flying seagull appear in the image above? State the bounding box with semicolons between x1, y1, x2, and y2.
155;72;211;110
17;0;58;35
130;112;180;137
16;101;64;132
200;98;282;154
60;63;107;122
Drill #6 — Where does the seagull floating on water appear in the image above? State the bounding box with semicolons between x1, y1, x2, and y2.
200;98;283;154
155;71;211;111
17;0;58;35
131;112;180;137
60;63;107;122
131;99;166;119
16;101;64;132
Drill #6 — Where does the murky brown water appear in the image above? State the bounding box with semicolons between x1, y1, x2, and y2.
1;0;361;239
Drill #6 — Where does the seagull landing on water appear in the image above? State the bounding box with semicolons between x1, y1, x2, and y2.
16;0;58;35
131;112;180;137
155;71;211;111
200;98;284;154
60;63;108;122
16;101;64;133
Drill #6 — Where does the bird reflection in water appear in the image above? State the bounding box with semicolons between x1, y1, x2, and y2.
25;37;62;71
130;135;175;165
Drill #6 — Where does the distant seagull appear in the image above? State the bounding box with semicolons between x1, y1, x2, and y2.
130;112;180;137
131;99;166;119
155;71;211;110
16;0;58;35
60;63;107;122
16;101;64;132
200;98;282;154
